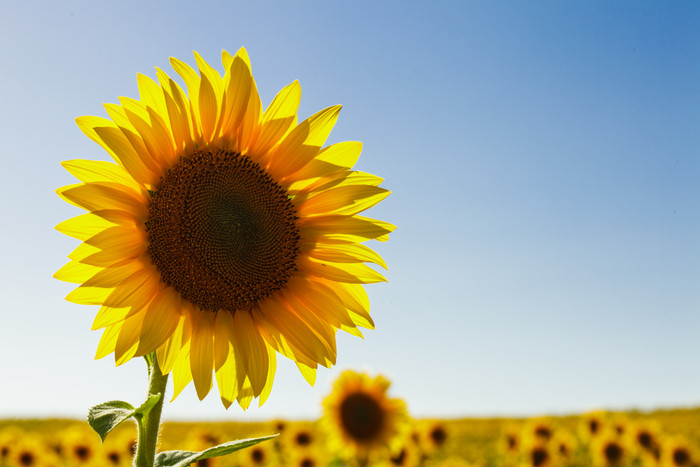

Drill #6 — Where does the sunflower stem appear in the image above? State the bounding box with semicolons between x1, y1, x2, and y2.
134;353;169;467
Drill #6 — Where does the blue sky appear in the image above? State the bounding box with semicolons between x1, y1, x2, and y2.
1;1;698;421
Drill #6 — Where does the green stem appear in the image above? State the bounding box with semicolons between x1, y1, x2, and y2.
134;353;169;467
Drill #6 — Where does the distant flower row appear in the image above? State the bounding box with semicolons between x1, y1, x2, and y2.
2;371;699;467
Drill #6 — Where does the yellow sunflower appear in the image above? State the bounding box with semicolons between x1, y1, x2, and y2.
6;433;57;467
321;370;409;460
55;48;394;409
591;430;627;467
660;437;696;467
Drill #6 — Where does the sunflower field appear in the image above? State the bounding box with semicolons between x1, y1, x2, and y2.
2;405;699;467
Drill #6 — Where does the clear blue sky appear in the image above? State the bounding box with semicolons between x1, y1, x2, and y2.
1;1;698;421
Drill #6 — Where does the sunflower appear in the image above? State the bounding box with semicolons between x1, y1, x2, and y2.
55;48;394;408
7;435;56;467
61;427;99;466
520;440;552;467
279;422;318;456
627;421;662;459
660;437;696;467
550;430;576;464
580;411;607;442
420;421;449;454
524;418;555;443
591;430;627;467
322;370;409;460
235;441;278;467
287;448;328;467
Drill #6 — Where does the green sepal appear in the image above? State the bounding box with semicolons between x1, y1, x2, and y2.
154;435;278;467
87;393;161;442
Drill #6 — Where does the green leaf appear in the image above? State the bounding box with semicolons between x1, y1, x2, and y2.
87;400;135;442
154;435;278;467
87;393;162;442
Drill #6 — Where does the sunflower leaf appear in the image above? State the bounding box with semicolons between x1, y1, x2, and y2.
87;393;162;442
87;400;136;442
154;435;278;467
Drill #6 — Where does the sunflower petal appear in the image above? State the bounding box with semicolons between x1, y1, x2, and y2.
115;310;145;365
214;311;239;409
307;243;388;269
189;307;214;400
156;313;188;375
296;185;390;218
231;311;269;397
135;288;181;357
267;105;341;180
171;341;193;401
299;257;387;284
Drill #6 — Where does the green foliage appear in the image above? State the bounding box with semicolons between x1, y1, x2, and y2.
87;393;161;442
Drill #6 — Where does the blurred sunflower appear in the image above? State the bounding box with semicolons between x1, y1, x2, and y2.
660;437;696;467
288;449;328;467
551;430;576;463
0;427;23;464
500;424;521;459
524;418;554;443
55;48;393;409
521;441;552;467
237;441;278;467
591;431;627;467
628;421;662;459
280;422;317;455
62;428;99;466
421;421;449;453
580;411;607;442
387;443;421;467
7;435;56;467
322;370;408;459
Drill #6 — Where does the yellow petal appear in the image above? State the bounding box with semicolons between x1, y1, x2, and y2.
82;260;143;288
102;267;159;309
57;182;146;218
95;324;121;359
189;307;214;400
296;362;317;386
171;341;193;401
170;56;204;142
249;80;301;159
255;296;328;366
287;276;356;330
136;73;168;120
54;260;102;284
231;311;269;397
76;118;156;186
65;286;111;305
156;312;188;375
257;345;276;406
135;287;181;357
214;311;239;409
266;105;341;180
299;214;395;243
299;256;387;284
306;242;388;269
115;309;145;365
288;141;362;183
91;304;133;331
61;160;142;192
221;55;252;149
296;185;390;218
233;47;261;154
55;213;116;241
